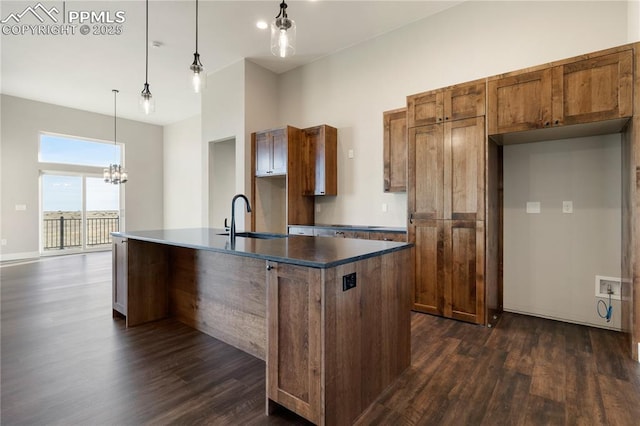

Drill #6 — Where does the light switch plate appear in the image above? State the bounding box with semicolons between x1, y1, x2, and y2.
348;149;354;159
526;202;540;214
15;204;26;211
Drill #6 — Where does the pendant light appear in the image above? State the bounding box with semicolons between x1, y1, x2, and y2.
104;90;128;185
139;0;155;114
189;0;206;93
270;0;295;58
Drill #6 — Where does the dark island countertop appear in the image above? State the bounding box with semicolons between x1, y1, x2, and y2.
112;228;412;269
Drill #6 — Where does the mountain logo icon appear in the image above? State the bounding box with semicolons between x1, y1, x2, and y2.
1;2;60;24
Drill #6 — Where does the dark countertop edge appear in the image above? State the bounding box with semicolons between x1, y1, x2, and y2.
111;232;413;269
289;224;408;233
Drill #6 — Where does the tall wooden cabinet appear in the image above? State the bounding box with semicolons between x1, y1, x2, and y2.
302;125;337;196
408;82;486;324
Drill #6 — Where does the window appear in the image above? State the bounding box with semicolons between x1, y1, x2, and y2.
40;133;121;167
39;133;123;254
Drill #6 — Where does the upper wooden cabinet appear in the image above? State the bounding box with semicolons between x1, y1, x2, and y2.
302;125;337;196
407;80;486;128
408;116;485;222
488;49;633;135
383;108;407;193
254;127;292;176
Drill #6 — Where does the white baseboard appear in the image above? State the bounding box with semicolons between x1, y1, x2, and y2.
0;251;40;263
504;307;622;332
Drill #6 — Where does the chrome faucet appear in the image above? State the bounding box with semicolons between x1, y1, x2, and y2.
230;194;252;242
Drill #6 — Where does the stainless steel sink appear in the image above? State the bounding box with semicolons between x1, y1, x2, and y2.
217;231;287;239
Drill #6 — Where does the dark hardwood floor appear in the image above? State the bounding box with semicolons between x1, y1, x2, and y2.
1;252;639;425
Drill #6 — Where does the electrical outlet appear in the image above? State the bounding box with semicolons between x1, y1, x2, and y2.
342;272;356;291
562;201;573;214
382;203;388;212
1;239;6;246
315;204;321;213
15;204;26;211
526;202;540;214
348;149;354;159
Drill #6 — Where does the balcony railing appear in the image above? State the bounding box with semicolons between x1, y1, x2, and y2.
43;215;120;250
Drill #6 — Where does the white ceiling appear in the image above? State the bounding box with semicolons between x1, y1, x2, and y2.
1;1;462;125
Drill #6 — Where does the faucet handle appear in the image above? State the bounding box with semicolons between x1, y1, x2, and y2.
224;218;230;231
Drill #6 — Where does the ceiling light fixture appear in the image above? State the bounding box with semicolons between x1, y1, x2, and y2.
270;0;295;58
190;0;206;93
104;90;128;185
139;0;155;114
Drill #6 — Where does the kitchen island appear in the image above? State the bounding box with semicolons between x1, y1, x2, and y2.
111;228;413;425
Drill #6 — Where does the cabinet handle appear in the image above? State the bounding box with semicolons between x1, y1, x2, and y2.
555;120;559;125
545;122;550;127
409;213;414;224
445;117;449;121
438;117;443;122
267;265;273;271
336;231;344;236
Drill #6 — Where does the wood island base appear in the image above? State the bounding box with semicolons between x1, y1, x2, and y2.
112;232;412;425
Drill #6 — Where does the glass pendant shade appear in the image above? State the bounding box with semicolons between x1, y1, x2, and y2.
190;53;207;93
139;83;155;114
270;16;295;58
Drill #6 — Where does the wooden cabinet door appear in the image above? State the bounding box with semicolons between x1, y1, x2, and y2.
488;68;552;135
266;261;322;425
383;108;407;193
444;81;486;122
112;236;127;316
254;131;273;176
408;124;444;221
445;117;485;221
443;221;485;324
271;128;288;175
407;90;443;128
552;50;633;126
410;220;444;316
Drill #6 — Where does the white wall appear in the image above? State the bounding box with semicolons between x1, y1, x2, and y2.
1;95;163;260
630;0;640;42
503;135;622;330
163;114;202;229
200;60;246;228
277;0;629;226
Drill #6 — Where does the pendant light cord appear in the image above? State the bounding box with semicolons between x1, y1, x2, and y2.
113;89;118;164
145;0;149;84
195;0;199;53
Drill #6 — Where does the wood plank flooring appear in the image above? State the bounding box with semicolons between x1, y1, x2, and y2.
2;252;639;425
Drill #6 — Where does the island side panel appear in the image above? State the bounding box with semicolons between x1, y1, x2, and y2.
169;246;267;360
324;248;412;425
126;240;170;327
